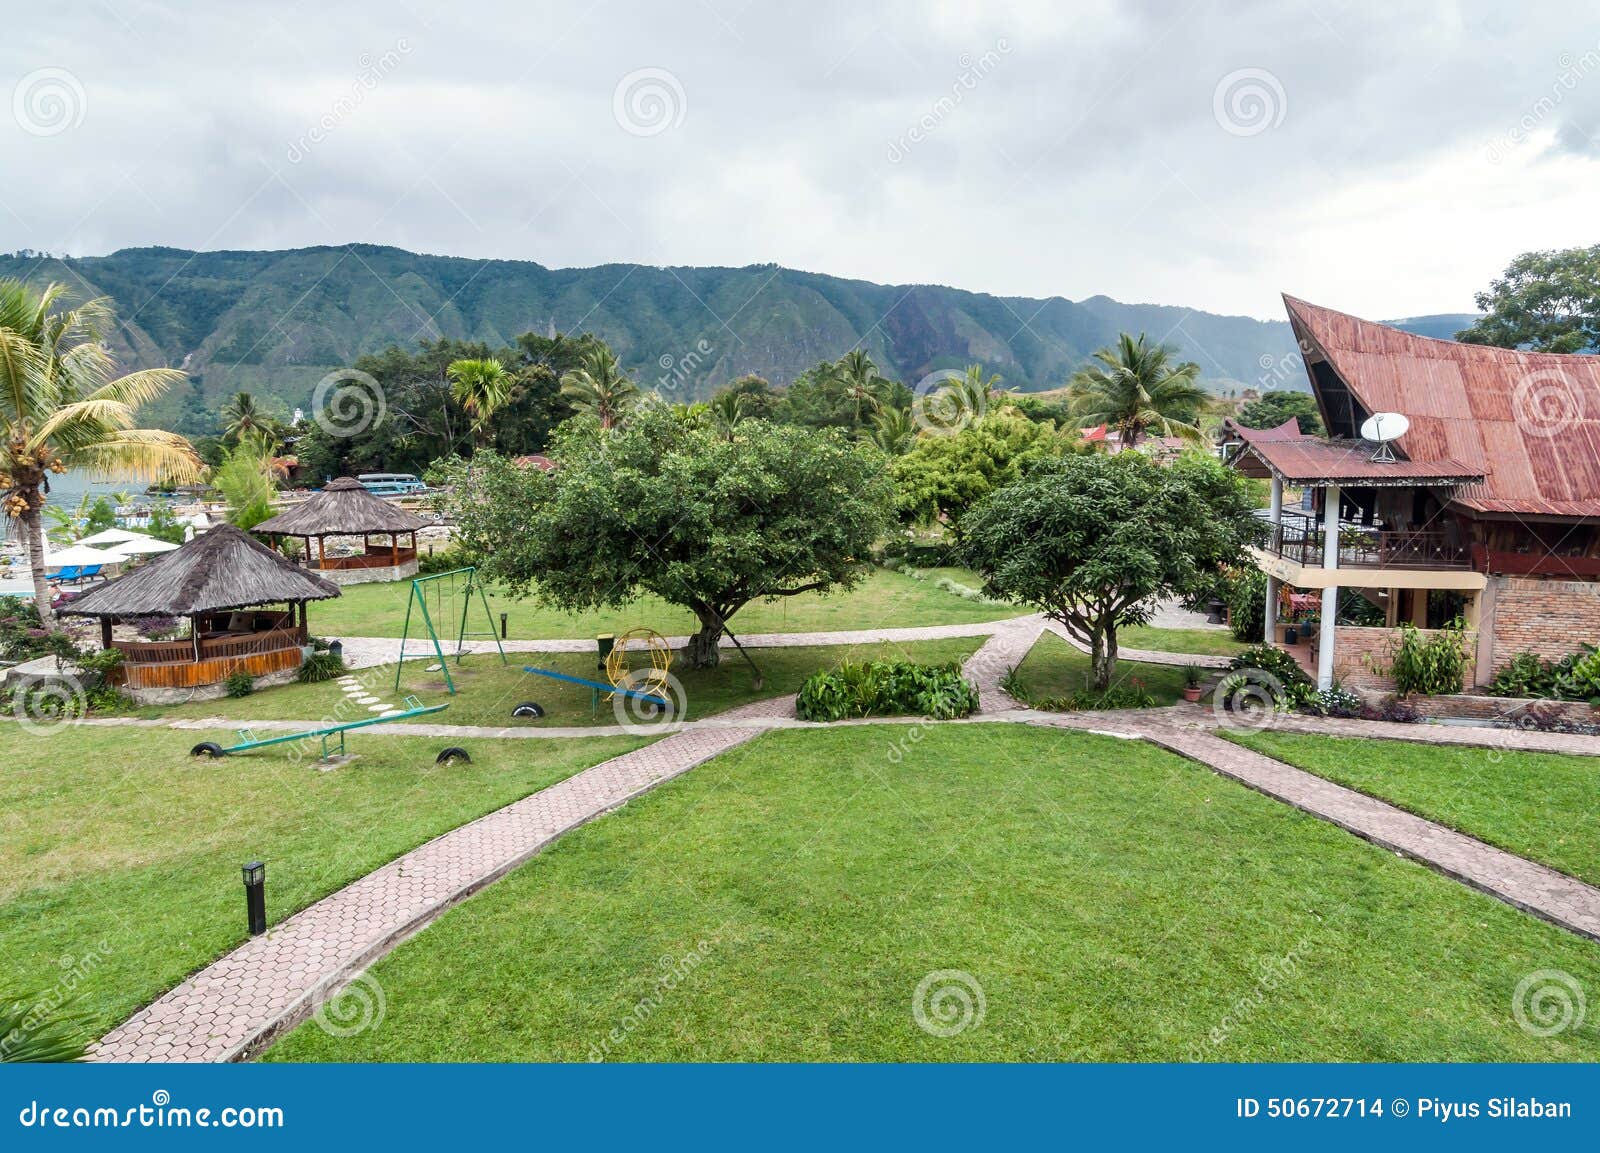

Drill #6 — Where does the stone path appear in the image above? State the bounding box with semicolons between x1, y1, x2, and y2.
1136;722;1600;943
1041;618;1233;669
89;696;793;1064
332;618;1024;671
960;614;1045;712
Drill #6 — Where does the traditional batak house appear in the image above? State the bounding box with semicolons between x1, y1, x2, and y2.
1226;295;1600;691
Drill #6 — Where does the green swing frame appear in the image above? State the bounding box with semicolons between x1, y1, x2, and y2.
394;566;508;694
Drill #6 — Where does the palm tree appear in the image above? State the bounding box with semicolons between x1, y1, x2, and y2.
1067;333;1206;446
828;349;890;427
0;280;202;622
559;348;640;430
447;358;513;449
708;391;747;439
869;405;917;454
221;391;265;442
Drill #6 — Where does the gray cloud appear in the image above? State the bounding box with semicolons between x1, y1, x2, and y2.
2;0;1599;319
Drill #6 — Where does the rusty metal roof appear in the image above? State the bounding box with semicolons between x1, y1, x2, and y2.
1285;296;1600;519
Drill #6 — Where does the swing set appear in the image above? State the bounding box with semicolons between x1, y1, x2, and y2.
394;566;507;694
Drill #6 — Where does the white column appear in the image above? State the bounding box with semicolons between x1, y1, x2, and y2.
1264;476;1283;644
1317;483;1340;690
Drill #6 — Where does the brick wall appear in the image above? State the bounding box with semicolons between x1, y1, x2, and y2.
1488;576;1600;671
1332;625;1479;691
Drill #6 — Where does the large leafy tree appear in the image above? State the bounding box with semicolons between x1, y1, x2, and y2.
891;407;1080;535
1235;389;1323;436
963;451;1262;689
1457;244;1600;353
559;347;640;429
0;281;202;621
1068;333;1206;445
433;406;894;667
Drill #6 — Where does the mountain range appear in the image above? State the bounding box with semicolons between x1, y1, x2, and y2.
0;244;1475;432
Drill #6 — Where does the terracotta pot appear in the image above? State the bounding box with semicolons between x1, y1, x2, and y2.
1182;686;1204;703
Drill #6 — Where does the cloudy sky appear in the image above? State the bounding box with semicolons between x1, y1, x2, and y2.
2;0;1597;319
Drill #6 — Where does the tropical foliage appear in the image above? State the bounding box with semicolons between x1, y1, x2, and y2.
1457;244;1600;353
1235;389;1324;436
447;358;514;447
431;407;894;666
0;280;202;619
795;659;978;721
1067;332;1206;445
963;451;1262;688
558;347;639;429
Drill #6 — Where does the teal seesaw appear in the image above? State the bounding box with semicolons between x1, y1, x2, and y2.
188;695;449;759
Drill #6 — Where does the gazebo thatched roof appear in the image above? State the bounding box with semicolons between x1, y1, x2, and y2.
254;477;430;536
60;525;340;618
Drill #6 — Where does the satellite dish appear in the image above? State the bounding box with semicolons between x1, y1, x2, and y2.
1360;412;1409;462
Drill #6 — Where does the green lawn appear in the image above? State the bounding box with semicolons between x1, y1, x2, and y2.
309;567;1021;639
146;639;983;729
265;724;1600;1062
1121;626;1247;657
1010;630;1194;706
1227;730;1600;885
0;725;643;1040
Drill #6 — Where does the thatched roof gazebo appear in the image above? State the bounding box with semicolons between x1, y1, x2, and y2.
60;525;340;702
254;477;430;585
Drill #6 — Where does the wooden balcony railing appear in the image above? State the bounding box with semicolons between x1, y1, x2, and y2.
313;547;417;572
112;626;307;666
1268;516;1471;570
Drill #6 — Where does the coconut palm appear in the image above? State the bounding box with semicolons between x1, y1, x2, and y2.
0;280;203;622
559;347;639;430
1067;333;1206;446
869;405;917;455
827;349;890;428
447;357;513;448
221;391;265;441
708;390;747;439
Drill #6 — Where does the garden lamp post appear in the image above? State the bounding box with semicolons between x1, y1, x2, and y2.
242;861;266;936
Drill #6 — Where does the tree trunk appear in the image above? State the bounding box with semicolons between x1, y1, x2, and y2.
22;502;53;627
686;604;725;668
1089;620;1118;690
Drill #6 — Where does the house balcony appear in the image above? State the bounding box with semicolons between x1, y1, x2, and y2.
1265;511;1472;571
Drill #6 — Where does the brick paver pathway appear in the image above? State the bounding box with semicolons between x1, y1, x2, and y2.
89;696;793;1063
333;618;1025;670
1134;722;1600;943
961;615;1046;712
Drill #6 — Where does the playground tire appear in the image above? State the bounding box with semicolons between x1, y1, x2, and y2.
436;746;472;765
511;701;545;719
190;742;225;759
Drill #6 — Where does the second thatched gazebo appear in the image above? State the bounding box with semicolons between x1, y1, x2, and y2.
254;477;430;585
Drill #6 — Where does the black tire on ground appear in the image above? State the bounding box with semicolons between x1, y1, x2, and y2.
511;701;545;719
436;746;472;765
190;742;226;759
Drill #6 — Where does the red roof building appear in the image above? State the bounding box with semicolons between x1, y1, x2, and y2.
1225;297;1600;692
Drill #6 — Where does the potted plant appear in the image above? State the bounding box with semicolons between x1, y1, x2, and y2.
1181;665;1205;702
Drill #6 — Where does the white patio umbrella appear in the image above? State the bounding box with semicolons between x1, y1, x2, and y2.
76;527;145;547
42;544;124;568
106;537;180;556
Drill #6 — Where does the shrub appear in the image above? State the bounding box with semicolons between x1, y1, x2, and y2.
1302;683;1362;718
1225;569;1267;643
1488;651;1559;698
296;650;347;684
1032;681;1158;712
224;670;255;698
1384;619;1469;697
796;659;978;721
1227;643;1313;687
1551;645;1600;705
